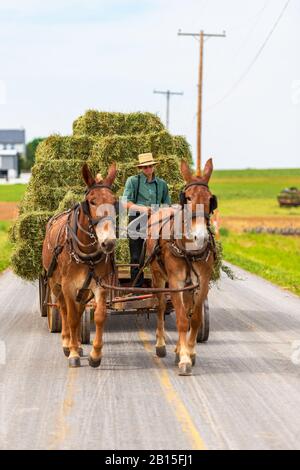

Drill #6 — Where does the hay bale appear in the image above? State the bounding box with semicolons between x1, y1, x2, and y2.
35;135;96;163
56;190;84;213
31;159;86;188
11;241;44;281
115;238;130;264
25;185;83;212
15;211;53;245
91;131;190;166
73;110;164;137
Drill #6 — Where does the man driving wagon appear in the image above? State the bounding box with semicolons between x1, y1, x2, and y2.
122;153;171;287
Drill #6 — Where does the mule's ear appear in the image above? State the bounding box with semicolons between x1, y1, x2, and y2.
82;163;95;187
180;159;193;183
105;162;117;187
202;158;213;183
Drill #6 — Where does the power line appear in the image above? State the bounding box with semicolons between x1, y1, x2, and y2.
232;0;270;60
206;0;291;112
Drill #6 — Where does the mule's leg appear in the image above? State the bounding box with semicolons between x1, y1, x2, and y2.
188;291;206;366
170;284;192;376
65;295;82;368
58;293;71;357
188;270;211;365
152;270;167;357
88;287;107;368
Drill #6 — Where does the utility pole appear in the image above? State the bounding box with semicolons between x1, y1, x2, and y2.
178;29;226;176
153;89;183;129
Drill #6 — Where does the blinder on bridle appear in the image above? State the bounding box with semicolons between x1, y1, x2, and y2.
179;182;218;215
83;183;119;226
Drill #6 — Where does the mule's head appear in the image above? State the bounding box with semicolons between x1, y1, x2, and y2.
180;158;215;250
82;163;117;254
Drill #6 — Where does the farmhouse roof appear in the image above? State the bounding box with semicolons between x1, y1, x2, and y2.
0;129;25;144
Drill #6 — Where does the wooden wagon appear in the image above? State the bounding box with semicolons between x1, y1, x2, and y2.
38;262;210;345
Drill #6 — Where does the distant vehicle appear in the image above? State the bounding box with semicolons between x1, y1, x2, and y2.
277;187;300;207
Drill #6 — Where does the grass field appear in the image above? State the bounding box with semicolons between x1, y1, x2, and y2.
221;229;300;296
0;221;12;273
210;168;300;217
0;184;27;202
0;185;27;273
212;168;300;296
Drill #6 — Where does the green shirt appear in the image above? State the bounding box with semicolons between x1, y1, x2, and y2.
122;173;171;207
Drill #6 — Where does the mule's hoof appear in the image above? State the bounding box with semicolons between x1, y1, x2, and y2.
178;363;192;376
175;353;180;365
191;354;196;366
156;346;167;358
88;355;101;368
68;356;81;368
64;347;83;357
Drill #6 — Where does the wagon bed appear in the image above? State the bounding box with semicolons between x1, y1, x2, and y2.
39;264;209;344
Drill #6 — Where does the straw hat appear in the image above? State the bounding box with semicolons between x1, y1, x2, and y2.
137;152;158;167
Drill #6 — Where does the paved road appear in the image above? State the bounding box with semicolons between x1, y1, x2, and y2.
0;266;300;450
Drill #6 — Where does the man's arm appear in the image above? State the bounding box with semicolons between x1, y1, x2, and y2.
122;176;150;214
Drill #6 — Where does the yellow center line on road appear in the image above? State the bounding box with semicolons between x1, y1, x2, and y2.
138;329;206;450
47;368;78;450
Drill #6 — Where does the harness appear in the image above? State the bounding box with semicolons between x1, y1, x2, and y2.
132;207;216;289
45;183;115;304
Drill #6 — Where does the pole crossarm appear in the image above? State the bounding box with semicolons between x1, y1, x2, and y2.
153;89;184;129
178;30;226;38
153;90;184;96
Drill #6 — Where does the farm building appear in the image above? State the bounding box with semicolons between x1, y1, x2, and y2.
0;128;25;179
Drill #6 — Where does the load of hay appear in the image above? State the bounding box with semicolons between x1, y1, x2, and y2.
10;110;193;280
10;108;226;284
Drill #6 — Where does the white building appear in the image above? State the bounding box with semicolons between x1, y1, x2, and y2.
0;129;25;179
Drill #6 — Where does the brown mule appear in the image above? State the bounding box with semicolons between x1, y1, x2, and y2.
147;159;215;376
42;163;117;368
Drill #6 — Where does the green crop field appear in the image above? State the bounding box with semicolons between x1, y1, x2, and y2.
0;221;13;273
0;185;27;273
221;229;300;296
0;184;27;202
211;168;300;296
210;168;300;216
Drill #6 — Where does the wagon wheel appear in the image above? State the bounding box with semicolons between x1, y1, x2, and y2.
39;275;47;317
80;308;91;345
197;298;209;343
47;292;62;333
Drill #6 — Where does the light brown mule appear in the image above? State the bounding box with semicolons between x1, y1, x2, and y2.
42;163;117;368
147;158;215;375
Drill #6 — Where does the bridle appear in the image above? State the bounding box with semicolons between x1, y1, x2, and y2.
179;181;218;219
82;182;117;225
67;183;117;265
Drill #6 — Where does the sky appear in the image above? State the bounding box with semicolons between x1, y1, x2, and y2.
0;0;299;169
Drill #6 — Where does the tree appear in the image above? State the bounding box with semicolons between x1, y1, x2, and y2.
22;138;45;170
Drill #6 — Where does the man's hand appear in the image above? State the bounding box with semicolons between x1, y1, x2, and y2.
139;205;152;215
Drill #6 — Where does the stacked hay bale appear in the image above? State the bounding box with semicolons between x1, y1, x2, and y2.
10;110;192;281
